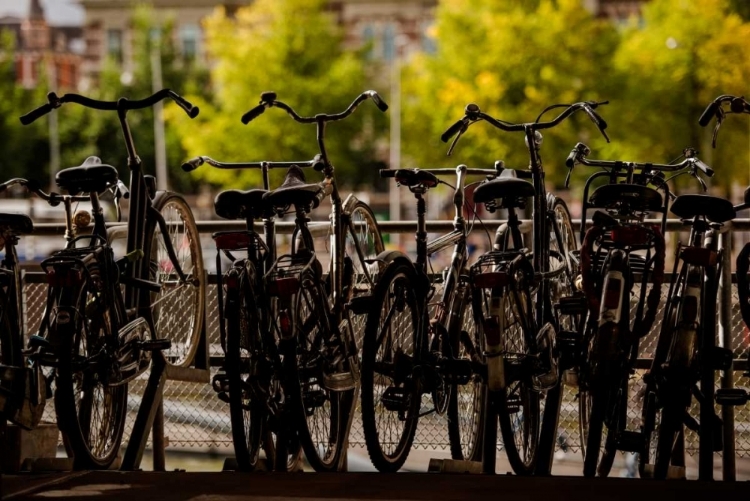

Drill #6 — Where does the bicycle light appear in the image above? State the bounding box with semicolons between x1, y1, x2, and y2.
73;210;91;229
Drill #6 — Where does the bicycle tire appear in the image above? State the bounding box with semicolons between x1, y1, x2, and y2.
225;263;264;471
0;286;20;370
143;192;205;367
582;388;606;478
343;200;384;353
293;275;347;472
361;261;421;472
654;404;681;479
495;288;541;476
447;284;484;462
53;275;127;469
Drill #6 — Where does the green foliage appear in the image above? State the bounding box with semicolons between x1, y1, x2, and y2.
170;0;387;190
400;0;620;187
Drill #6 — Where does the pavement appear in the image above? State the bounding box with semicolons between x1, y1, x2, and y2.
3;470;750;501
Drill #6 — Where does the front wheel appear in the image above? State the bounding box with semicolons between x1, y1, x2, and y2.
143;192;206;368
360;261;421;472
53;275;127;470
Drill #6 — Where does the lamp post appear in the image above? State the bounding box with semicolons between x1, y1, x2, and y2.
389;33;410;248
151;29;168;191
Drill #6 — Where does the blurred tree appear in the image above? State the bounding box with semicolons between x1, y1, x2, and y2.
608;0;750;195
170;0;388;189
399;0;620;188
41;6;210;193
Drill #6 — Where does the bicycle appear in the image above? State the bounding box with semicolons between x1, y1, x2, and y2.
440;100;608;475
360;162;503;472
0;178;97;435
564;144;716;478
18;89;205;469
183;90;387;472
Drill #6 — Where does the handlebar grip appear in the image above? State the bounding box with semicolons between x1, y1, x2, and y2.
19;103;54;125
441;119;465;143
694;158;714;177
370;91;389;112
565;149;579;168
171;93;200;118
699;101;720;126
181;157;205;172
731;97;750;114
241;105;266;125
379;169;397;178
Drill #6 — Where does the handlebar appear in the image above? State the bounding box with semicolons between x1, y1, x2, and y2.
182;154;327;173
441;100;610;149
241;89;388;126
699;95;750;147
20;89;199;125
0;178;90;204
379;167;501;179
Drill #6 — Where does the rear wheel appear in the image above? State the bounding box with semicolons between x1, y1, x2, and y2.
225;264;264;471
53;274;127;470
143;193;205;367
447;285;484;461
361;261;421;472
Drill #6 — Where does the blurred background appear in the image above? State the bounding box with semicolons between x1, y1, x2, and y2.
1;0;750;476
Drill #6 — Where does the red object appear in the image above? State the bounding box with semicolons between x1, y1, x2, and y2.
214;232;254;251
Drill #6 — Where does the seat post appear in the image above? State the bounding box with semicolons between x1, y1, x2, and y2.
415;192;427;270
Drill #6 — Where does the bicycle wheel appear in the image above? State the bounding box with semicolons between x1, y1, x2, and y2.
293;275;347;472
496;288;542;476
361;261;421;472
654;404;682;479
224;264;264;471
53;273;127;469
343;199;384;346
0;286;20;371
447;285;484;461
548;196;579;332
143;192;205;367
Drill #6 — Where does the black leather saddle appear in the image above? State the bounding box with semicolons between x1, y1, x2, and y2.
56;156;118;195
670;194;735;223
473;169;534;206
214;189;269;220
0;213;33;235
589;183;663;213
394;169;439;189
263;166;326;210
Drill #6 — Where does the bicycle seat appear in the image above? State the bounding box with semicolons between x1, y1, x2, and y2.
263;166;326;210
394;169;439;188
0;213;33;235
56;156;118;195
589;183;663;213
670;194;735;223
473;169;535;206
214;189;269;220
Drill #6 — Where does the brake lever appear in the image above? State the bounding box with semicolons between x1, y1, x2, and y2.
711;111;724;148
446;122;468;156
693;168;708;192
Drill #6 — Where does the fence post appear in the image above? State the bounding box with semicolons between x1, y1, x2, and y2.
719;228;736;481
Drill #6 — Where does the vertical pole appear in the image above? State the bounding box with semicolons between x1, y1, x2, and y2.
719;229;736;481
48;61;60;191
152;400;166;471
388;46;401;248
151;32;167;192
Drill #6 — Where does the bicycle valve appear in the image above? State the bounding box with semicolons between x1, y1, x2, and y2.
73;210;92;229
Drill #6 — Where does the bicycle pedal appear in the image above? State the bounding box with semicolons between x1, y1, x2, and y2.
716;388;749;406
613;431;644;453
323;371;356;392
381;387;410;413
709;346;734;371
303;389;327;410
137;338;172;351
347;295;372;315
555;295;588;315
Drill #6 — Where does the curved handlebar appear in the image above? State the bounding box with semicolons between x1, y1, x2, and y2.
699;95;750;147
0;178;89;203
20;89;199;125
182;154;326;172
241;89;388;125
441;100;610;153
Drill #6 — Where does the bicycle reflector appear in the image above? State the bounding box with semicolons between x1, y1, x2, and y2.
213;232;254;251
610;225;650;246
47;267;83;287
473;272;510;289
268;277;300;298
680;246;717;267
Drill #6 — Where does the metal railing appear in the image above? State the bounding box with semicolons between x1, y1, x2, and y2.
18;219;750;477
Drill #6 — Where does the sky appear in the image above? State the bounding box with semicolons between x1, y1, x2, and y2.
0;0;84;26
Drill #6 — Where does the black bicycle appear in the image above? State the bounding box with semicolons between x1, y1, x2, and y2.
184;90;387;472
19;89;204;469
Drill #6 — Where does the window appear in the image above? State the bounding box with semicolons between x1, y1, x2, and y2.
382;23;395;62
362;24;375;60
107;29;123;63
180;24;199;60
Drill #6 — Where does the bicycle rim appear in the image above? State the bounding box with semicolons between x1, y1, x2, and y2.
361;262;420;472
144;193;205;367
549;197;579;332
53;280;127;469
